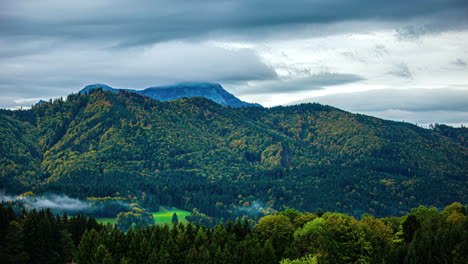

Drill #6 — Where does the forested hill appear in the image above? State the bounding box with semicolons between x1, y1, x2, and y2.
0;89;466;219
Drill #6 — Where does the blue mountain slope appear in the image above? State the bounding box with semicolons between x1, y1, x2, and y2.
79;84;136;94
79;82;261;107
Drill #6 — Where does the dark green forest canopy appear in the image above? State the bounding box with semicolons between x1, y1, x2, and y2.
0;90;467;219
0;203;467;264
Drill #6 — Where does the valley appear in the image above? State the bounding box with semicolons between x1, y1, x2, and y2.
2;0;467;262
96;208;190;226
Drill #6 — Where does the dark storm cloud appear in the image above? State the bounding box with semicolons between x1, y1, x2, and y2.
239;72;365;94
1;0;467;46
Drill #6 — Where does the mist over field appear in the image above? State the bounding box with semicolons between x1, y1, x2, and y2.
235;202;274;217
0;192;131;216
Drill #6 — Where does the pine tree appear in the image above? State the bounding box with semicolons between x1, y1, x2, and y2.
261;240;276;264
94;244;113;264
172;213;179;224
402;215;420;243
4;221;29;264
0;205;16;233
75;229;99;264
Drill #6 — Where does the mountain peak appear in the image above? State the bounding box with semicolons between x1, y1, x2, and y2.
79;82;261;107
80;84;130;94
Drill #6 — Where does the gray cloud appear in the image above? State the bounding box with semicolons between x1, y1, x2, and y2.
388;63;413;79
0;41;277;108
0;193;133;215
452;58;467;67
396;25;434;40
1;0;467;46
291;88;468;125
374;45;389;59
395;17;468;41
295;88;468;112
0;193;90;211
363;110;468;127
29;195;90;211
235;201;275;217
341;51;367;63
239;72;365;94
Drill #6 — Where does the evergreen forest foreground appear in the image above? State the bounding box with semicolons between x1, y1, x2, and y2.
0;202;467;264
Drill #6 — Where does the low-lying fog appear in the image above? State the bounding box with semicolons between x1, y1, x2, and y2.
0;193;131;217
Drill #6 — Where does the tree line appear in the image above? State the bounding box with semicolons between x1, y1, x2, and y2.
1;202;467;264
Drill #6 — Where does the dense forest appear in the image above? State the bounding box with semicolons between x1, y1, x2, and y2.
0;89;467;221
1;202;467;264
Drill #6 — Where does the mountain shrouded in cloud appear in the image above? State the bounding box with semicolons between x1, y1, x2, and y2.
79;82;262;107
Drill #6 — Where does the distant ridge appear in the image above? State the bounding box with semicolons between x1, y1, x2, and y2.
80;82;261;107
36;100;48;106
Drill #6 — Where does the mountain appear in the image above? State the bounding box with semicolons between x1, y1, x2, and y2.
79;83;133;94
36;100;48;106
0;89;466;219
79;82;261;107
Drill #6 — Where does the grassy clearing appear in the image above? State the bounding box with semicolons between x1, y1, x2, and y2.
96;209;191;226
96;217;117;225
152;210;190;225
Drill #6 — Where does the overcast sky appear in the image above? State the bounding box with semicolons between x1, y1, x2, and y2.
1;0;467;126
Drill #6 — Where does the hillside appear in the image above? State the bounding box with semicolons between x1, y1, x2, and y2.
0;89;466;219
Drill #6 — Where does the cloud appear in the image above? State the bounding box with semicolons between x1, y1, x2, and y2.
452;58;467;67
374;45;389;59
29;195;90;211
388;63;412;79
0;193;132;216
293;88;468;112
13;98;44;105
238;72;365;94
396;25;434;40
1;193;90;211
363;109;468;127
235;201;275;217
0;41;277;108
394;17;468;41
1;0;467;46
291;88;468;125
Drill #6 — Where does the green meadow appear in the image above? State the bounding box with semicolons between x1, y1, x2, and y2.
152;210;190;225
97;207;190;226
96;217;117;225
